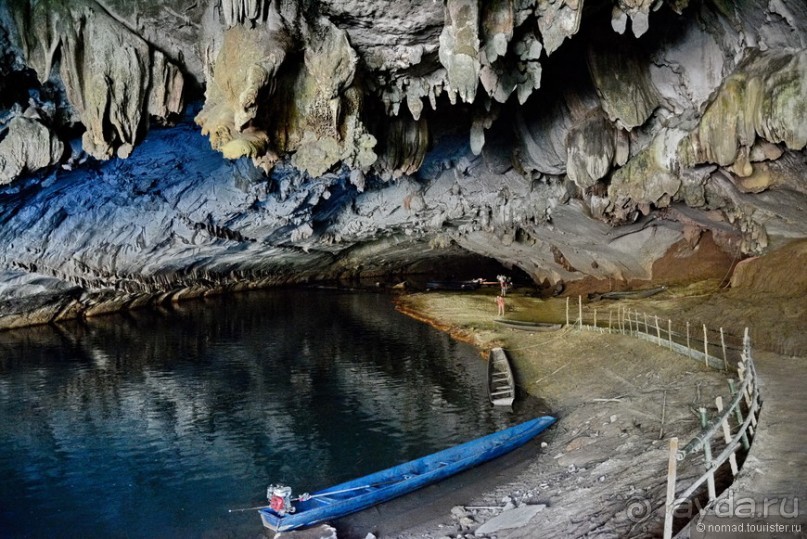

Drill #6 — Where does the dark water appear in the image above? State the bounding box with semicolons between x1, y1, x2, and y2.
0;289;546;538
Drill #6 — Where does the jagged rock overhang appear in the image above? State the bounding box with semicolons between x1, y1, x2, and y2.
0;0;806;320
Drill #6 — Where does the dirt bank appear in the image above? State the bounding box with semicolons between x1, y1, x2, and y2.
387;248;807;539
386;289;735;538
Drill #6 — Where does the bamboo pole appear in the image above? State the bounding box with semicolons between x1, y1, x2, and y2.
720;328;728;370
566;297;570;326
737;362;753;408
715;396;739;476
703;324;709;367
578;295;582;327
737;362;758;431
699;407;717;501
686;321;691;359
668;319;673;349
663;437;679;539
675;396;760;502
728;379;750;451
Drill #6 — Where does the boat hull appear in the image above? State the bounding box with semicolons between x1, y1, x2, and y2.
425;280;481;291
493;319;562;332
488;347;516;406
259;416;556;531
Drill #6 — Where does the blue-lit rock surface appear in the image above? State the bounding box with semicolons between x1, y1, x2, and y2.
0;0;806;326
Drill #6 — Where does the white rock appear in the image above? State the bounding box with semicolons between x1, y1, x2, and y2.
474;504;547;536
451;505;469;518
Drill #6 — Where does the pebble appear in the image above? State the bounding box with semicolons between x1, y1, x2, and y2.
451;506;469;518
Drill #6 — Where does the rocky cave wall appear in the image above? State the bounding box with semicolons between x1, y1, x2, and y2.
0;0;806;322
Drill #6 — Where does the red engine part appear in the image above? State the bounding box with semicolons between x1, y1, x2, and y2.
270;495;286;513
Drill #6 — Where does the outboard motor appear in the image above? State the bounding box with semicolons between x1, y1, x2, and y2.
266;484;295;515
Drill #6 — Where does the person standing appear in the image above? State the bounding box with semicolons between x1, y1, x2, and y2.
497;274;510;296
496;295;505;316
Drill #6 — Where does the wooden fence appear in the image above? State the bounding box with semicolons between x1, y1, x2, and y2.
564;297;761;537
662;328;760;538
565;296;742;371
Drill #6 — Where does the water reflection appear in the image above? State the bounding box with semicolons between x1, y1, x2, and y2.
0;289;547;538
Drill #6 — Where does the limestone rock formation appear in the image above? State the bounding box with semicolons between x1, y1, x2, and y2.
0;0;806;325
535;0;583;55
0;116;63;185
681;49;807;170
10;0;184;160
439;0;482;105
588;46;661;131
377;117;430;179
194;3;377;177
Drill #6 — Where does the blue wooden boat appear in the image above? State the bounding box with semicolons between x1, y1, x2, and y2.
258;416;556;531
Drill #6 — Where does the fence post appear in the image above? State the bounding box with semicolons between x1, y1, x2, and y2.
728;379;750;451
663;436;679;539
655;315;661;341
715;396;739;476
703;324;709;367
594;308;598;330
644;312;649;335
566;297;570;326
668;319;673;349
720;328;728;370
686;321;691;359
699;407;717;501
578;295;583;328
742;328;755;394
609;309;612;332
737;362;758;432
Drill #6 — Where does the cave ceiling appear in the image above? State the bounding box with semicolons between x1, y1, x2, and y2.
0;0;806;310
